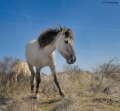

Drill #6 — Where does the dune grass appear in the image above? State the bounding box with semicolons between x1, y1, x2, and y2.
0;65;120;111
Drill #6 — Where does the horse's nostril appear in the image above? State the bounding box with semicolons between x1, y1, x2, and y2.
71;59;73;62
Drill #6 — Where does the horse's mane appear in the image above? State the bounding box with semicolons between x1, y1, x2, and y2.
37;27;74;48
37;28;59;48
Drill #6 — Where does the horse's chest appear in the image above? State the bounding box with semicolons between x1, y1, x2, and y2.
35;56;50;68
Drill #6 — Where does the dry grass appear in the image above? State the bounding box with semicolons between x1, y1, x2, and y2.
0;65;120;111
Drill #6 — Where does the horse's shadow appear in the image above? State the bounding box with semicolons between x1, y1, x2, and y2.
0;95;13;106
26;95;61;104
41;98;61;105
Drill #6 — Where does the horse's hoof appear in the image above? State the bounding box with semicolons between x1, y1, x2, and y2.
35;96;39;100
61;94;65;98
61;90;65;98
31;90;34;93
35;94;40;100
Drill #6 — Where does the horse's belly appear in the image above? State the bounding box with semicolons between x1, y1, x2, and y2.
35;56;50;68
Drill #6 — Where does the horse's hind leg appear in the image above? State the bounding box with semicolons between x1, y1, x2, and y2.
28;63;35;93
35;68;41;99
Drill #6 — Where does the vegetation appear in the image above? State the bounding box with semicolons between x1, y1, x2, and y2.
0;57;120;111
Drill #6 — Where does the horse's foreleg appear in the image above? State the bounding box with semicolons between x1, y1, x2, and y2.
30;71;35;92
54;74;65;97
49;64;65;97
35;68;41;99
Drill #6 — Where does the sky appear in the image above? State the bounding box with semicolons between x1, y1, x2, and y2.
0;0;120;74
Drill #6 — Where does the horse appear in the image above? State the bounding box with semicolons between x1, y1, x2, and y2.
25;25;76;99
10;59;31;83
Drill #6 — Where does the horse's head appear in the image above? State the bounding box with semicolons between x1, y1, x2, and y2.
56;26;76;64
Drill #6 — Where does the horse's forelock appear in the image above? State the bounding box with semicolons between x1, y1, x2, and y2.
66;29;74;40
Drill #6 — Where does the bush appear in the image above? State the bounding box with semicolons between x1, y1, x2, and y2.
93;57;120;94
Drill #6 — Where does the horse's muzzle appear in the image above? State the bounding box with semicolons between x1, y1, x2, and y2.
67;57;76;64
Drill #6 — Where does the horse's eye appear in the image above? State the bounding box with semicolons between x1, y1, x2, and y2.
64;41;68;44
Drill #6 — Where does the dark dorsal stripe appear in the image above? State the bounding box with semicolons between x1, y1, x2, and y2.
37;27;74;48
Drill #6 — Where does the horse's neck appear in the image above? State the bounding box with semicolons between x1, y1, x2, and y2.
43;43;56;55
40;35;59;55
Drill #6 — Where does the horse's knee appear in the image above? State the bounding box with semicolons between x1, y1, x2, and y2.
36;79;40;84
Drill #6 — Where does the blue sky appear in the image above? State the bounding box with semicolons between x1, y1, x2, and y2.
0;0;120;74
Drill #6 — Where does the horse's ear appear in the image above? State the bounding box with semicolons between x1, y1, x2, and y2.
57;23;62;31
62;26;67;34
